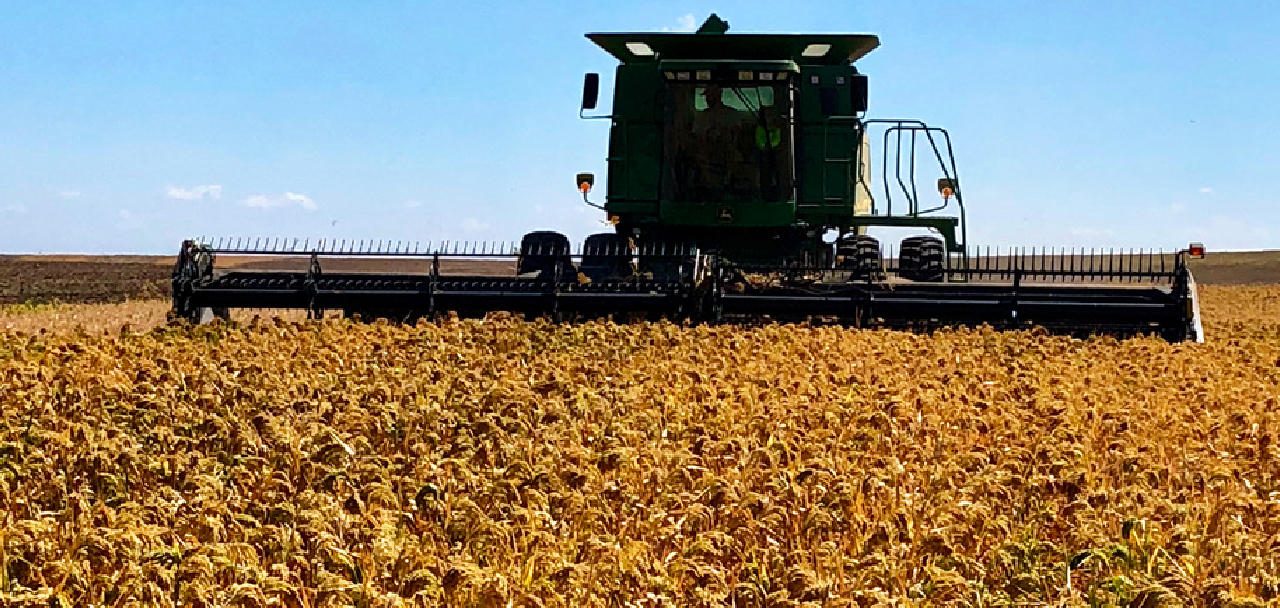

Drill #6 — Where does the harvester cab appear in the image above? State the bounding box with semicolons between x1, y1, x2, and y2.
577;13;963;275
171;15;1205;342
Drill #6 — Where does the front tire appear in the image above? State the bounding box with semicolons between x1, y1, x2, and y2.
837;235;883;281
517;231;575;279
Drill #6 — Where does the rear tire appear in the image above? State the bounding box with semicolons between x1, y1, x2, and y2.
899;236;945;282
580;233;634;282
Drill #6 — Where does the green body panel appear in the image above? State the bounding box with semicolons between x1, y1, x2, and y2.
605;64;664;205
659;200;795;226
796;65;863;214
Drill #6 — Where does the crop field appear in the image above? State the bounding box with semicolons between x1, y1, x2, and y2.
1;278;1280;605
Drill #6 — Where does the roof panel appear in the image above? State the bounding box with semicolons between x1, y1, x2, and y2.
586;33;880;65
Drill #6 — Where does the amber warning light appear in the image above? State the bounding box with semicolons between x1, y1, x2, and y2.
576;172;595;195
936;177;957;202
1188;242;1206;258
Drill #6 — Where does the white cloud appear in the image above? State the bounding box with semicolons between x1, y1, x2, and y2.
461;217;490;232
403;200;422;209
283;192;316;210
115;209;145;230
663;13;698;32
242;192;317;211
166;184;222;201
2;203;27;214
57;189;81;200
1199;187;1213;194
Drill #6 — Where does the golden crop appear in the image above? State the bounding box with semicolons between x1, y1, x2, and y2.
1;285;1278;607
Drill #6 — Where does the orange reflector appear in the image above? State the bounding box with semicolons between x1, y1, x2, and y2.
579;181;591;194
1188;242;1205;258
941;186;954;200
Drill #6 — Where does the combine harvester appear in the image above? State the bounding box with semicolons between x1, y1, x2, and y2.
172;15;1205;342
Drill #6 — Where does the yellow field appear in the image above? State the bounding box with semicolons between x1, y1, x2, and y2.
2;286;1279;606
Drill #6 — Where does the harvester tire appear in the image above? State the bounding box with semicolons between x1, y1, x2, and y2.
517;231;575;280
837;235;882;280
899;236;945;282
580;233;635;282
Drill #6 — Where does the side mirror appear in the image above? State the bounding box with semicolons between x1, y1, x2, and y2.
850;74;868;113
581;73;600;110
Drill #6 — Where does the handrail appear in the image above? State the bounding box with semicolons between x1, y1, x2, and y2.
862;119;968;253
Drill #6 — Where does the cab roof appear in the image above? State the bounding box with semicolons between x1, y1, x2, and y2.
586;14;879;66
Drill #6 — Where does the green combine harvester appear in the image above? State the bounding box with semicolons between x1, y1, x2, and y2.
173;15;1205;341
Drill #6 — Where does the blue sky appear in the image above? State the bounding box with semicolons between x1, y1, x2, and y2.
0;1;1276;253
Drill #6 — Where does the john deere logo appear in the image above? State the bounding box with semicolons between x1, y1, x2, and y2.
717;207;733;222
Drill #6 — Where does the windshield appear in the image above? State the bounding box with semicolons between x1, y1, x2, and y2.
663;82;793;204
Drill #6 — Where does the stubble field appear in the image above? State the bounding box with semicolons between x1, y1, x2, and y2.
1;276;1279;605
